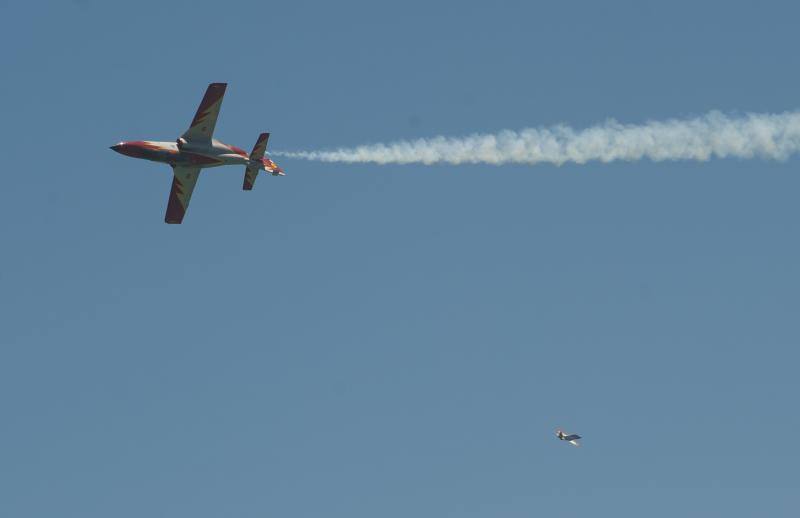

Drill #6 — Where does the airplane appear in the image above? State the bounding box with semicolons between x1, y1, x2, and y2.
556;429;581;447
110;83;284;224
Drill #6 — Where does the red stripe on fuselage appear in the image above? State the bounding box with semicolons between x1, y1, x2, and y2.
229;145;248;157
182;152;223;166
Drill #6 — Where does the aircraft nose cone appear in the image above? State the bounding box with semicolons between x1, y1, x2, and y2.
110;143;123;152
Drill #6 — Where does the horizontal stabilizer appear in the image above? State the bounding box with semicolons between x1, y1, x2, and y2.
243;166;259;190
243;133;272;190
250;132;270;160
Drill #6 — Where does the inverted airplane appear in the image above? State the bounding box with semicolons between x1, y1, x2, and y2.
556;429;581;447
110;83;284;223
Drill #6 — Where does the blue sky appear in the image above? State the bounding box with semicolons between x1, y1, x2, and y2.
1;1;799;517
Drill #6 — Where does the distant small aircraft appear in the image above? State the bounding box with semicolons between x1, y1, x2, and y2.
110;83;284;224
556;429;581;447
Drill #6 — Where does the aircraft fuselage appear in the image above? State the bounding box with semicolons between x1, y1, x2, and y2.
110;139;255;169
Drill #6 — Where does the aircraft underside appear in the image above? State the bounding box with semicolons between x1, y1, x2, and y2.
111;140;252;168
110;83;284;223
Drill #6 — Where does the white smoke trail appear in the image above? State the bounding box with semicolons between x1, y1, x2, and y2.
273;110;800;166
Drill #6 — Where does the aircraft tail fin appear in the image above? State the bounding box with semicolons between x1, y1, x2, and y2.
243;133;270;190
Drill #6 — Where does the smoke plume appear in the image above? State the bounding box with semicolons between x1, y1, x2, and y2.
273;110;800;166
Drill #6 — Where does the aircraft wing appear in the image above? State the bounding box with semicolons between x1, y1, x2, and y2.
181;83;227;143
165;166;201;224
